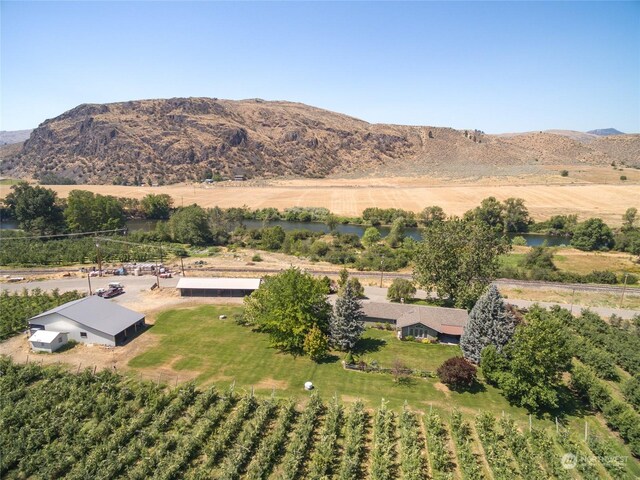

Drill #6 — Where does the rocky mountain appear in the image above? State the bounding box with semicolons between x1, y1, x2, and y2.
1;98;638;184
0;129;33;146
587;128;625;136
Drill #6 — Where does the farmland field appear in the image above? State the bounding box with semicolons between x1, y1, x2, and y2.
21;172;640;226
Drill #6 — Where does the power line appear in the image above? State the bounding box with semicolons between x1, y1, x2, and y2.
0;228;127;241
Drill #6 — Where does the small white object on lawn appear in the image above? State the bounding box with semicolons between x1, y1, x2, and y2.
219;315;227;320
304;381;314;390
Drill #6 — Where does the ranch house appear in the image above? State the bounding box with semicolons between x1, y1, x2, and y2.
361;302;468;344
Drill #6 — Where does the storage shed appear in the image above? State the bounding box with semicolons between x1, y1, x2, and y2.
28;296;145;346
28;330;69;353
176;277;261;297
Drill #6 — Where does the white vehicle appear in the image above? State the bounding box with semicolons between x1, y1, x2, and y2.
108;282;124;289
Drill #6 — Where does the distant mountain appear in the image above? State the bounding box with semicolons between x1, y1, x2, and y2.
0;129;33;146
1;98;639;184
587;128;625;136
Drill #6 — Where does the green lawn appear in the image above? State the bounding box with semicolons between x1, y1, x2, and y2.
129;305;534;416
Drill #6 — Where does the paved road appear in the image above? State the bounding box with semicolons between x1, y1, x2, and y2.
1;266;635;294
2;276;636;319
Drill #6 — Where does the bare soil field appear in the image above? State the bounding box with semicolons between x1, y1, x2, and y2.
22;167;639;226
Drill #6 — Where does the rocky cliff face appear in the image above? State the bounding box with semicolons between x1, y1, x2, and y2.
2;97;638;184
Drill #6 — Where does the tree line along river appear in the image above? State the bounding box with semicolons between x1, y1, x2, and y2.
0;218;566;247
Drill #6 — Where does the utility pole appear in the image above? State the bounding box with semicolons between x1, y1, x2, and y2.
180;256;185;277
620;273;629;309
379;255;385;288
95;242;102;277
87;273;92;295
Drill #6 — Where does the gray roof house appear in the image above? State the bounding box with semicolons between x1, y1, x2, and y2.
361;302;468;344
28;296;145;347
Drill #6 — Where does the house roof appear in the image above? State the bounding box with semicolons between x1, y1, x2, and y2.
362;302;468;335
29;330;66;343
361;302;416;320
29;296;144;336
176;277;261;291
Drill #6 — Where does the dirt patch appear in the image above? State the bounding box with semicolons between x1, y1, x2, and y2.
254;377;289;391
434;382;452;397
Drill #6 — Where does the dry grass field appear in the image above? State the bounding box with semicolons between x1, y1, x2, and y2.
31;168;640;226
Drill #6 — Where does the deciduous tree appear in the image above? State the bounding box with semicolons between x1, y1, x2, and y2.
243;267;331;355
386;278;416;302
141;193;173;219
4;183;65;235
362;226;381;248
167;205;212;245
486;307;573;411
64;190;124;233
571;218;614;251
413;219;509;309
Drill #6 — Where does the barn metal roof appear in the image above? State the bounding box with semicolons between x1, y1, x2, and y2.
176;277;261;291
29;296;144;336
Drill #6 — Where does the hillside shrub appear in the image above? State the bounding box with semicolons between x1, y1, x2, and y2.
585;270;617;284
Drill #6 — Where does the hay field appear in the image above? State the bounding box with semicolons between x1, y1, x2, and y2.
32;175;638;226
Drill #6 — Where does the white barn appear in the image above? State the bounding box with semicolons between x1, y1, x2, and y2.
28;296;145;347
28;330;69;353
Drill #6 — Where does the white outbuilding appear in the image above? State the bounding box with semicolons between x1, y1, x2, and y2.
176;277;261;297
28;296;145;347
28;330;69;353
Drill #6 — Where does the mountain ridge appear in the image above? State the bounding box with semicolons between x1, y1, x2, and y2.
1;97;638;184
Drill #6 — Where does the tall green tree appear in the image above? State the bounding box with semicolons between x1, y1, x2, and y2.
3;183;65;235
243;268;331;355
167;205;212;245
418;205;446;226
503;197;530;233
460;285;517;363
413;218;509;308
386;217;406;248
386;278;416;302
622;207;638;231
464;197;505;231
141;193;173;219
330;281;365;351
64;190;125;233
483;307;573;411
571;218;614;251
362;226;381;248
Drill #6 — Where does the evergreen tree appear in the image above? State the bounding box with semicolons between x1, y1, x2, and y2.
330;281;365;351
460;285;516;364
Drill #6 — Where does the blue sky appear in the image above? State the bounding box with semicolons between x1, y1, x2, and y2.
1;1;638;133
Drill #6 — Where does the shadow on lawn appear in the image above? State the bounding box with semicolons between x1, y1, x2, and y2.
352;337;386;355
